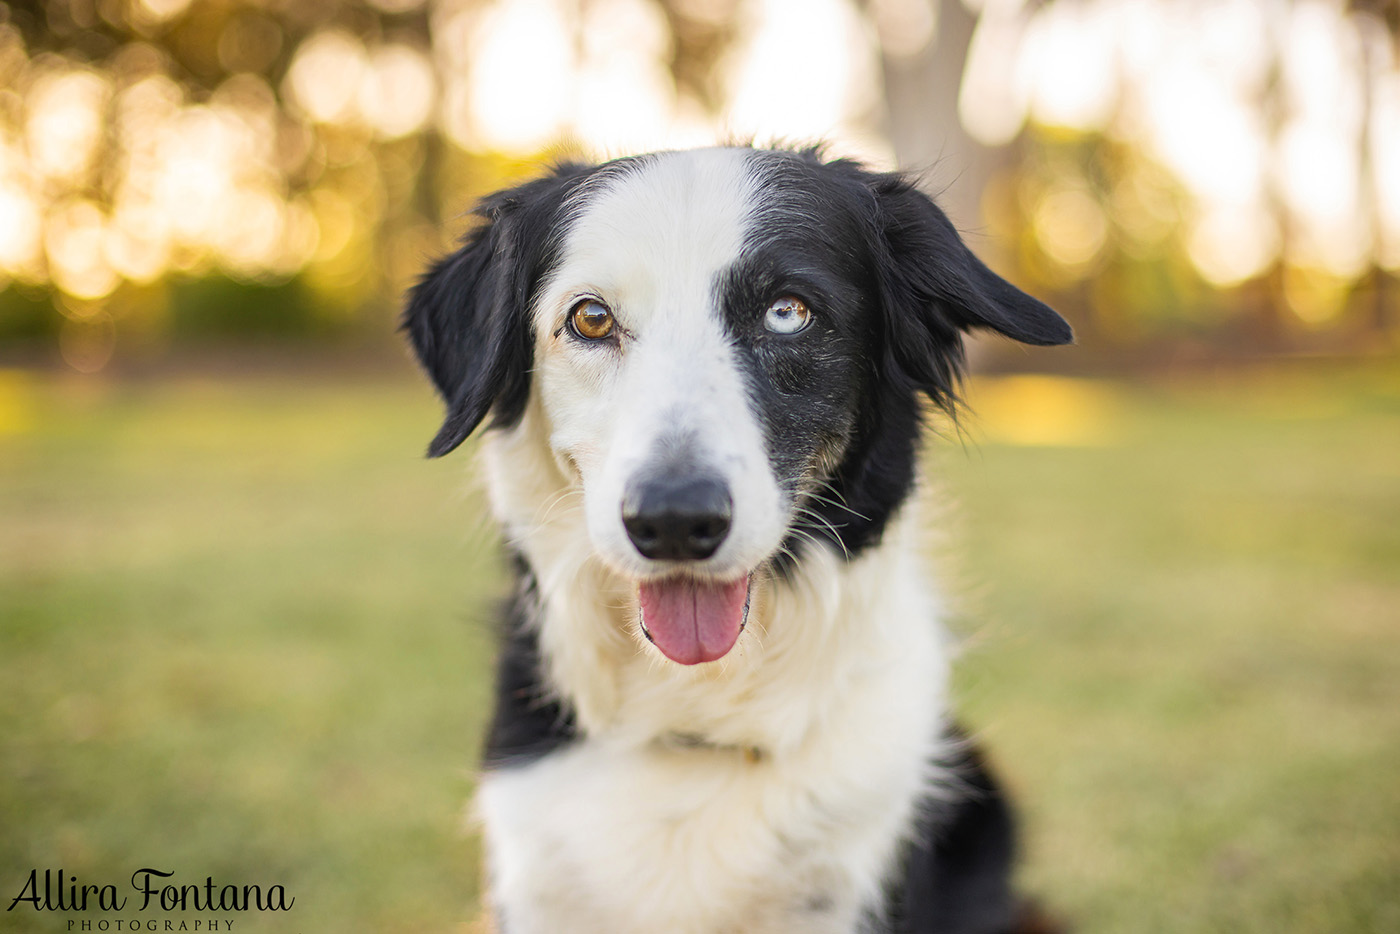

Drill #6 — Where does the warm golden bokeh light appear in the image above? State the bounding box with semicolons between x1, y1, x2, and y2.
0;0;1395;369
286;30;368;126
0;180;43;277
725;0;884;153
1033;182;1107;273
461;0;576;151
44;199;118;300
969;374;1125;447
1187;205;1279;289
359;44;437;139
25;68;109;183
960;0;1400;295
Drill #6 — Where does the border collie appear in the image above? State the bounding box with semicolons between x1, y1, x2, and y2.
405;146;1071;934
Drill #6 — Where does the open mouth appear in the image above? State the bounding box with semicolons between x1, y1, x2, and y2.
637;574;751;666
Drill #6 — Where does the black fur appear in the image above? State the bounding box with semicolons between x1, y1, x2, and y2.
482;553;578;768
403;163;596;457
719;149;1071;567
879;730;1028;934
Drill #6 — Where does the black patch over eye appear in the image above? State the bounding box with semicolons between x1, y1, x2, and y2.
567;299;615;341
716;247;870;510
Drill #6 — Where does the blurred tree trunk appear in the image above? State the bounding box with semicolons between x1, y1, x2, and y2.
1354;7;1392;336
873;0;1035;365
1256;10;1290;350
876;0;989;234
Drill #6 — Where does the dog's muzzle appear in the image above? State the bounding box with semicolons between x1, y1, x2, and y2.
620;470;749;665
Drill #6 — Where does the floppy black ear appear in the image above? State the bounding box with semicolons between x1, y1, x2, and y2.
870;173;1072;404
404;164;592;457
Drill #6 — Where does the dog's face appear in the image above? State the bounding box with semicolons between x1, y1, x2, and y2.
406;147;1069;666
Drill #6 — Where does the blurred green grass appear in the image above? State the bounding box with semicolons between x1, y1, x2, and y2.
1;366;1398;933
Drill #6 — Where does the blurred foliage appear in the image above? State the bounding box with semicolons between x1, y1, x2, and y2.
981;130;1299;362
980;122;1400;365
962;0;1400;363
0;0;1397;371
0;0;574;370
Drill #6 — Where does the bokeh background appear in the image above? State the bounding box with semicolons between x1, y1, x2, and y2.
2;0;1398;931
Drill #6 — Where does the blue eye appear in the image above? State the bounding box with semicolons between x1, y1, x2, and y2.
763;296;812;334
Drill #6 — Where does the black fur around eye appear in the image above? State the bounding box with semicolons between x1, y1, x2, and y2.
568;299;615;341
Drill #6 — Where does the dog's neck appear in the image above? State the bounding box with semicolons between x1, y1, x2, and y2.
480;400;950;760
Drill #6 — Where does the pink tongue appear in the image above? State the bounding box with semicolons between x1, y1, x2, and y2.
638;576;749;665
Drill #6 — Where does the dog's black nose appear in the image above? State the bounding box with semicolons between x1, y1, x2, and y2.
622;474;732;561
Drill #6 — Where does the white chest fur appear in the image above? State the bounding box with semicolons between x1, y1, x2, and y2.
478;723;942;934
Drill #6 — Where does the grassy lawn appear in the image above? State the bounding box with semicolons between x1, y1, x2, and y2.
1;364;1397;932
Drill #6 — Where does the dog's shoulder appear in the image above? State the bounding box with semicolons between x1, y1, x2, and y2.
482;554;577;767
877;729;1061;934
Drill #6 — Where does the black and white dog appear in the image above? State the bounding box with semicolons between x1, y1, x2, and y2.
405;146;1071;934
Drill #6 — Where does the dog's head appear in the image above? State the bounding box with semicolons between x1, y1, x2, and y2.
406;147;1069;666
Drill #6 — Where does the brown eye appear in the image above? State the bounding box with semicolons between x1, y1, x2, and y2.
764;296;812;334
569;299;615;341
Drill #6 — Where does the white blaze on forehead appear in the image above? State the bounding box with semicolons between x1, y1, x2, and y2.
538;147;760;334
532;147;788;581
